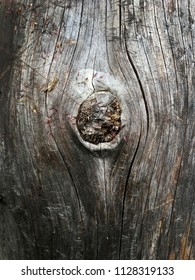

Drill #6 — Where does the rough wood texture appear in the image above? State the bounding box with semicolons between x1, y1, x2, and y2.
0;0;194;260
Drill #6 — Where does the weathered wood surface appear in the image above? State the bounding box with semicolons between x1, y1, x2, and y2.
0;0;194;259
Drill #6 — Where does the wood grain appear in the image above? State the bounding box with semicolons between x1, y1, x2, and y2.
0;0;194;259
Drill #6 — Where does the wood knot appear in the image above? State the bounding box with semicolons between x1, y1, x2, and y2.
76;91;122;145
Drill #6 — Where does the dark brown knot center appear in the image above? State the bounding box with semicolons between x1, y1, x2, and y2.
76;92;122;145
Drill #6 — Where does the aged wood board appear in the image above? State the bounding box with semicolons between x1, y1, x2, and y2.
0;0;194;259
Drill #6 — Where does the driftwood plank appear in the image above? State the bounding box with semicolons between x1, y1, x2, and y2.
0;0;194;259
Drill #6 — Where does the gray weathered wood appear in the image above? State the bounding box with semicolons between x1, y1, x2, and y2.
0;0;194;259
